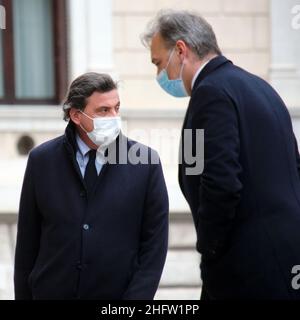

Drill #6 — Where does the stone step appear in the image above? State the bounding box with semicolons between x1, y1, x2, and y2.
169;214;196;249
0;224;14;300
155;287;201;300
159;249;201;287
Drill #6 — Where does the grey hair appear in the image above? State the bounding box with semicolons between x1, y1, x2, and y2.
62;72;118;121
141;9;221;59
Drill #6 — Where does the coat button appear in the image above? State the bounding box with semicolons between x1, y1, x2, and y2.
80;190;86;197
77;264;82;270
211;250;216;256
83;224;89;230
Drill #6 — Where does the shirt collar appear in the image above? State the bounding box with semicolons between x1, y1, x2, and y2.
76;133;91;157
191;60;211;90
76;133;107;164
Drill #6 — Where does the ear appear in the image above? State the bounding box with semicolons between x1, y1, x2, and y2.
175;40;187;59
69;108;81;125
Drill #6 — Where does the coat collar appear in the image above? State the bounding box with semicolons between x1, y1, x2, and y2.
63;120;79;156
181;55;232;133
62;120;127;192
191;55;232;93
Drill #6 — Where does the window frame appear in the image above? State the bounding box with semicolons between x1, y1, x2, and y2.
0;0;68;105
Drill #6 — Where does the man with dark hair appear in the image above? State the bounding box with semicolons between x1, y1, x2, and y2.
14;72;169;300
142;10;300;299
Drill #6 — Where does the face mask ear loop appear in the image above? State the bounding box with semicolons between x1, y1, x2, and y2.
179;59;185;78
80;110;93;120
165;48;175;72
166;47;185;80
79;111;93;133
79;124;89;134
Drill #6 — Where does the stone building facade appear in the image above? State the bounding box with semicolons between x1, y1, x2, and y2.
0;0;300;299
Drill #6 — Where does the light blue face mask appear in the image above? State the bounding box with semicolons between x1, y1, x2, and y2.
156;48;188;98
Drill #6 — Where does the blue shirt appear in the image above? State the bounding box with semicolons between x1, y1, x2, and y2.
76;134;103;177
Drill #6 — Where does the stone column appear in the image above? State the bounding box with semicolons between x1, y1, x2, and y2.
68;0;114;80
270;0;300;108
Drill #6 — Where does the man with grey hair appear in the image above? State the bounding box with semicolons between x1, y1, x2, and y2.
142;10;300;299
14;72;169;300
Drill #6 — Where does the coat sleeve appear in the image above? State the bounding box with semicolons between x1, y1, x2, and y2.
122;154;169;300
190;85;243;260
14;151;41;300
294;134;300;180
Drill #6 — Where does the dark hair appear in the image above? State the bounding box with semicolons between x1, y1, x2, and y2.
62;72;118;121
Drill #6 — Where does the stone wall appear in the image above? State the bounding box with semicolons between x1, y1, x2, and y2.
112;0;270;109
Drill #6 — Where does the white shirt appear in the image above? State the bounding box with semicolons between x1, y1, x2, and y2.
76;134;103;177
191;60;211;90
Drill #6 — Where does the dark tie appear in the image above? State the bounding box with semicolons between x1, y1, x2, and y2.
84;149;97;194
